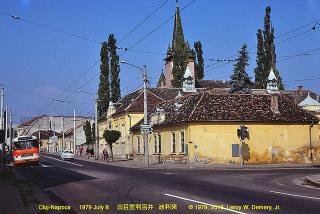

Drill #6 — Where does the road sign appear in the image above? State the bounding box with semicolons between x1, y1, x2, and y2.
140;124;152;129
140;124;152;134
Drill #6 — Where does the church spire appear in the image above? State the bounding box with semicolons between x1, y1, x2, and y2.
172;0;185;51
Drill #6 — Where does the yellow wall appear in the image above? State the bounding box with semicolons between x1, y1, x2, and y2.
132;122;320;164
98;113;144;158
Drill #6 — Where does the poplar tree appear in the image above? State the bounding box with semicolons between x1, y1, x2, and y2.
194;41;204;80
171;3;189;88
108;34;121;102
254;29;266;88
98;42;110;117
83;121;93;145
230;44;252;93
255;6;284;90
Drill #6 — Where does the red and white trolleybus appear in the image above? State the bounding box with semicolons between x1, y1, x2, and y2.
12;135;40;165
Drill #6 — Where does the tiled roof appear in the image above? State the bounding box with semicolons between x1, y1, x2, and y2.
108;88;183;117
283;89;319;104
299;93;320;106
64;122;86;137
195;80;230;89
31;130;62;139
18;115;45;128
131;92;318;131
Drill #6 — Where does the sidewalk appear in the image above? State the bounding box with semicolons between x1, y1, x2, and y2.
305;174;320;187
0;168;26;214
47;152;318;170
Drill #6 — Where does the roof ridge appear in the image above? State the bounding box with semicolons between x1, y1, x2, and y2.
148;89;166;102
188;93;205;120
124;90;143;111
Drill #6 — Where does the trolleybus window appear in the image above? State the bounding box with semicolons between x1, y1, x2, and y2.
13;140;39;150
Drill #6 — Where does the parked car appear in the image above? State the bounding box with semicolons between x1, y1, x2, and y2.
60;150;74;160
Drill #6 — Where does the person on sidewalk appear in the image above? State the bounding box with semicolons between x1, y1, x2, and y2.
80;146;83;157
86;148;89;159
103;148;108;161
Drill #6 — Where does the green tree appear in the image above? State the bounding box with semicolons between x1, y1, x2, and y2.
262;6;284;89
230;43;253;93
98;42;110;117
194;41;204;80
108;34;121;102
103;130;121;162
83;121;93;145
171;4;189;88
254;29;266;88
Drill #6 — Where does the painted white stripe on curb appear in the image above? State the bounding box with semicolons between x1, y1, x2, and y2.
270;191;320;200
163;193;247;214
40;163;48;168
43;155;83;167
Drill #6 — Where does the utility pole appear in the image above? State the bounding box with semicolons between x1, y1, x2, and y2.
9;111;12;154
53;121;56;153
143;65;149;165
0;88;3;130
94;95;98;159
5;105;8;145
62;117;64;151
73;109;76;154
120;61;149;165
38;124;41;153
1;88;4;173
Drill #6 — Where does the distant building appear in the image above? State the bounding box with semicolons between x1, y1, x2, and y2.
17;115;90;136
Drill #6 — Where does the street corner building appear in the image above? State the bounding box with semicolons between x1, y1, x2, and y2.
98;88;182;159
130;91;320;165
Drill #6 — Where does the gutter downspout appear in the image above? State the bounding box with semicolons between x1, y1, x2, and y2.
309;121;314;164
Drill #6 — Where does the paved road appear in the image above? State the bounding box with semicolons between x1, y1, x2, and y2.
12;154;320;214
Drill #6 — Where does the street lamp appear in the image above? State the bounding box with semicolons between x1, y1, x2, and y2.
121;61;149;165
77;89;99;159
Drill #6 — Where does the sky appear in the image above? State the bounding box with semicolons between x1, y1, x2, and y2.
0;0;319;124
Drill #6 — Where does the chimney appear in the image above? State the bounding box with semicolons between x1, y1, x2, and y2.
270;95;280;114
298;86;303;95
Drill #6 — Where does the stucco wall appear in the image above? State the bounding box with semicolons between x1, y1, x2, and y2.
132;122;320;164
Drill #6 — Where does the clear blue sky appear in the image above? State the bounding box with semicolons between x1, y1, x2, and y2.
0;0;319;124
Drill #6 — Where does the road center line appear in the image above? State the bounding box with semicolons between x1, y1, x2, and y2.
163;193;247;214
42;155;83;167
270;191;320;200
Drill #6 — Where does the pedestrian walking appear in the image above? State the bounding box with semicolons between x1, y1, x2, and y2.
86;148;89;159
80;146;83;157
103;148;108;161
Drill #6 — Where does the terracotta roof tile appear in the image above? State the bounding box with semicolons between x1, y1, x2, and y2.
131;92;318;131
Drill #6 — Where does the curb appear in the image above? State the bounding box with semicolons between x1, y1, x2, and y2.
305;175;320;188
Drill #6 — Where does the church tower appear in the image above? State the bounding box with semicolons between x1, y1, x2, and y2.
157;1;195;88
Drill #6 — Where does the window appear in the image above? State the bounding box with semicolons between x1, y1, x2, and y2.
154;135;157;153
137;136;140;154
171;132;176;153
180;131;185;153
158;134;161;153
232;144;240;157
